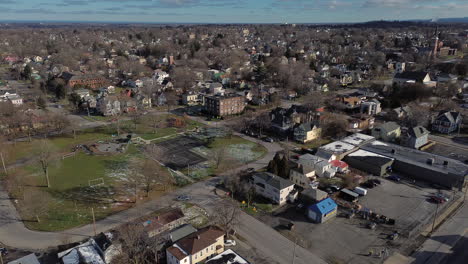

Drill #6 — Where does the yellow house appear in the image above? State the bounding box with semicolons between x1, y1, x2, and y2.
166;226;225;264
293;122;321;143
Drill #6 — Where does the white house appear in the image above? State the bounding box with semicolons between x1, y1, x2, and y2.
0;91;23;106
253;172;296;205
298;154;337;178
290;163;316;189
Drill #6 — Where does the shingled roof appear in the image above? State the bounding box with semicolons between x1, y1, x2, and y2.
394;71;430;82
171;226;224;258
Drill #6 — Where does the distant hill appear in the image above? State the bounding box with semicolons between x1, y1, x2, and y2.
409;17;468;23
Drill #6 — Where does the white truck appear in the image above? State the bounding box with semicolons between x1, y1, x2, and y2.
354;186;368;196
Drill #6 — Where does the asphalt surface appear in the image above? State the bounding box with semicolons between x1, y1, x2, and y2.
411;201;468;264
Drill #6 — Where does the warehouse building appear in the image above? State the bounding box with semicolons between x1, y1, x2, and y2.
361;141;468;190
344;149;394;176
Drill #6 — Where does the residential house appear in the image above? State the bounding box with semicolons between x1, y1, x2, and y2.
0;91;23;106
96;96;121;116
432;111;462;134
252;172;297;205
393;71;432;85
153;92;168;106
270;106;304;133
329;159;349;173
392;106;411;119
360;99;381;116
74;88;90;99
209;82;225;95
142;208;185;238
169;224;198;243
437;73;458;84
293;121;321;143
371;122;401;142
307;198;337;223
182;92;200;105
401;126;430;149
166;226;225;264
289;163;316;189
136;94;152;109
347;115;375;133
298;154;337;178
336;95;362;109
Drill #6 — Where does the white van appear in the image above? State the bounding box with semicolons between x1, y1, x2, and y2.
354;187;368;196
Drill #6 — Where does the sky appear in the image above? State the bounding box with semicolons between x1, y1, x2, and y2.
1;0;468;24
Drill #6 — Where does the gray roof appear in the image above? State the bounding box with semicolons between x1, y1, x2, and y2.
361;141;468;177
170;224;197;242
254;172;294;190
377;122;400;132
7;254;40;264
406;126;429;138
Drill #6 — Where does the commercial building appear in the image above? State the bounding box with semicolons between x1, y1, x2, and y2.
344;149;394;176
316;141;358;160
307;198;338;223
361;141;468;190
203;94;245;117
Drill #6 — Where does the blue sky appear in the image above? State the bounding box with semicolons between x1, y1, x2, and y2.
1;0;468;23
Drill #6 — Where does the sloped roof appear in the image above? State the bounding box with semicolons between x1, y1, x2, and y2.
394;71;429;82
254;172;294;190
436;111;460;124
170;224;197;242
407;126;429;138
377;122;400;132
308;198;337;215
175;226;224;255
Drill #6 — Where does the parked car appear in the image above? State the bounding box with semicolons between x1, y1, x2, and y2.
370;179;382;185
329;185;341;192
387;175;401;182
0;248;8;256
263;137;274;143
367;222;377;230
435;193;449;202
430;196;446;204
361;181;376;189
225;239;237;247
175;195;191;201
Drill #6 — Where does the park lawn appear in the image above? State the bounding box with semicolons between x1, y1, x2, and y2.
209;136;268;161
20;145;144;231
6;130;113;165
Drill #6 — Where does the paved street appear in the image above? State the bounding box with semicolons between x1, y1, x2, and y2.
411;201;468;264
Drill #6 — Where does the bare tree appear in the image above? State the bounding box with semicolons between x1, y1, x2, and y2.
114;223;163;264
136;159;172;197
213;146;227;169
34;139;56;188
211;201;241;236
222;174;240;199
23;188;50;223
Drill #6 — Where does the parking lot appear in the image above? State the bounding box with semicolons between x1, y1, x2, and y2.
257;177;455;264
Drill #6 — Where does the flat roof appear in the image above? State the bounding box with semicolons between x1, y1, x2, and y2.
318;141;357;154
206;249;250;264
346;149;395;167
341;133;376;147
361;141;468;177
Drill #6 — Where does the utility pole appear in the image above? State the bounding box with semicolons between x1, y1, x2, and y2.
92;207;97;236
431;201;440;233
0;152;7;175
0;251;3;264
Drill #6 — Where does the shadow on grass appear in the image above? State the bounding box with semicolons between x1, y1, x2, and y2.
49;185;119;205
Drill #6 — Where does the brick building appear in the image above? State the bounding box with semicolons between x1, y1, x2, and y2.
61;72;108;89
203;94;245;117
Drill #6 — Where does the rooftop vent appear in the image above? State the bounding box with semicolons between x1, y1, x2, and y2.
391;149;396;154
443;161;449;167
336;144;342;149
427;158;434;165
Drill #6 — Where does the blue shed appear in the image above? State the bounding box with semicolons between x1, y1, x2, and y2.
307;197;338;223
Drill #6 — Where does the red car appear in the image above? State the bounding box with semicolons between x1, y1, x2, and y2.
430;196;446;204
